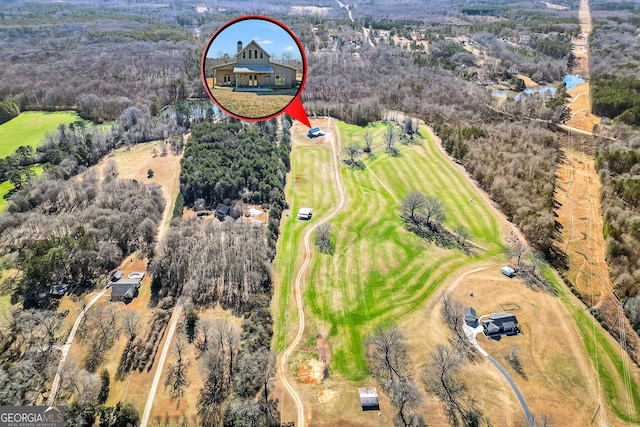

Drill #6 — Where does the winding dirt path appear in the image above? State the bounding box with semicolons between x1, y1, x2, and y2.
278;118;346;427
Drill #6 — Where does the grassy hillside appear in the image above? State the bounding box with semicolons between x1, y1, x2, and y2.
0;111;79;158
274;120;504;380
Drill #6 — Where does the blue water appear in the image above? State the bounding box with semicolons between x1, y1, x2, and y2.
563;74;585;90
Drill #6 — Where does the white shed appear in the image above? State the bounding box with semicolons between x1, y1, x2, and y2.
298;207;313;220
501;266;516;278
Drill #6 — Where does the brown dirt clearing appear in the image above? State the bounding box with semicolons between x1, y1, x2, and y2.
401;261;604;426
210;88;296;119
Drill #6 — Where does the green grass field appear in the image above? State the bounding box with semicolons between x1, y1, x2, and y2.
0;111;79;158
0;164;44;211
274;121;504;380
275;119;640;424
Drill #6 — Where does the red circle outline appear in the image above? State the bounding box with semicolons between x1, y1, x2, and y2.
200;15;308;122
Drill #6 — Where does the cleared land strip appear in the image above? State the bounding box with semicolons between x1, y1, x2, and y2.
279;118;346;427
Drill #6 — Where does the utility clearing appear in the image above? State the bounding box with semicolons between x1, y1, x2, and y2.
565;0;599;132
273;116;640;425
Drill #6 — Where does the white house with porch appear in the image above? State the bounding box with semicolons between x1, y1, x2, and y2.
212;40;298;90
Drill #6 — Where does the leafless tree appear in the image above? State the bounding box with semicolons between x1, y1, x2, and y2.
385;125;399;156
364;131;373;155
165;333;189;399
119;310;141;339
198;348;229;426
441;292;477;361
505;346;527;380
423;344;484;426
388;379;425;427
103;160;119;181
423;195;446;228
453;225;471;249
401;192;427;222
508;240;527;268
315;223;334;254
343;141;362;167
366;324;409;383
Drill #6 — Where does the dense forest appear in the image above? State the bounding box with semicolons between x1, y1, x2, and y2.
589;0;640;124
595;133;640;334
180;120;291;208
591;74;640;125
145;120;290;425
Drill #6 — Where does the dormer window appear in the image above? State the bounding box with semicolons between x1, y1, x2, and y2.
260;51;263;59
249;50;252;59
255;49;258;58
243;52;245;58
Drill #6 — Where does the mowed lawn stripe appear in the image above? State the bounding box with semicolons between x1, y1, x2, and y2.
273;141;338;351
417;127;500;244
288;120;507;379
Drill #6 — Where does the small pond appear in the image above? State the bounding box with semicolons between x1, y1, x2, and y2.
563;74;585;90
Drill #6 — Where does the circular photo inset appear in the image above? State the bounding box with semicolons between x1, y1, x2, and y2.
202;16;306;120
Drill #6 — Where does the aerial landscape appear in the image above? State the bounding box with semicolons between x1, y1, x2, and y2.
0;0;639;426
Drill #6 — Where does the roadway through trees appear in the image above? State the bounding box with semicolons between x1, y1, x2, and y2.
278;117;346;427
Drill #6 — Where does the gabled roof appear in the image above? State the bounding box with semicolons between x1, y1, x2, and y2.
211;61;237;70
216;203;231;216
236;40;271;60
233;65;274;73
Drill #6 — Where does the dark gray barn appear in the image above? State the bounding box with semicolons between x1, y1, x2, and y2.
464;307;478;327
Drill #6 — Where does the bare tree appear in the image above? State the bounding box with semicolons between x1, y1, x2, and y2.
401;192;427;222
423;195;446;228
343;141;362;168
505;346;527;380
363;131;373;154
388;379;425;427
119;310;140;340
165;333;189;399
508;240;528;268
441;292;477;361
384;125;399;156
198;348;229;426
366;324;409;383
103;160;119;181
423;344;484;426
453;225;471;249
315;223;334;254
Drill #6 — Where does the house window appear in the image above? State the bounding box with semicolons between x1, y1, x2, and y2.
254;49;257;59
249;50;252;59
275;74;285;86
223;74;231;83
260;51;263;59
243;52;245;58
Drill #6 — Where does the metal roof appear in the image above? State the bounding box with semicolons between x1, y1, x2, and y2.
233;65;274;73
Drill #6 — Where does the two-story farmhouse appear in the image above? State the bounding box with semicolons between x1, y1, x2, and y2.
212;40;298;89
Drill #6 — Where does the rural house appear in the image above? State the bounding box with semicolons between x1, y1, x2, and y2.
482;312;520;336
212;40;298;89
110;278;142;302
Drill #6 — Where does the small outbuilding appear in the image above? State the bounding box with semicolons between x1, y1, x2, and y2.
358;387;380;411
501;266;516;278
298;207;313;220
464;307;478;327
112;270;123;281
215;203;231;220
307;127;322;138
482;312;519;337
49;284;69;297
